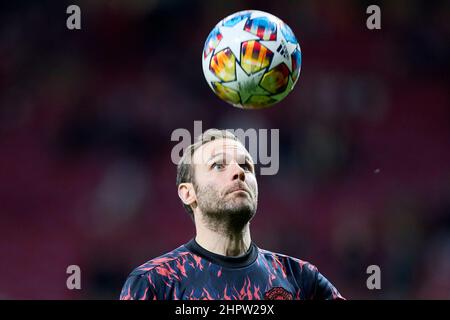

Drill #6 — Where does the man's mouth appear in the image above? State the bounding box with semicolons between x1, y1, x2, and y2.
231;189;248;194
227;186;251;196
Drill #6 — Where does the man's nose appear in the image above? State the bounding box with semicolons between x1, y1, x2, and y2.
230;162;246;182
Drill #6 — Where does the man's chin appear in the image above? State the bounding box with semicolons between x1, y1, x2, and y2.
224;202;256;219
201;202;256;230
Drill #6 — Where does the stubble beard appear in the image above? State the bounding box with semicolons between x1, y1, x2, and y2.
195;183;257;234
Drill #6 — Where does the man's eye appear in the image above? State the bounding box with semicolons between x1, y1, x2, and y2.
211;163;225;170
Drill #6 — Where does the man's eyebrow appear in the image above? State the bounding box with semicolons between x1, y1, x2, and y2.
245;155;254;164
207;152;254;164
207;153;225;163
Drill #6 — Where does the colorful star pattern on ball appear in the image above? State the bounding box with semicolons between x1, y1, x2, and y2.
202;10;302;109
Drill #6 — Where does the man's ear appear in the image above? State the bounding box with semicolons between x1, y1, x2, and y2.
178;183;197;208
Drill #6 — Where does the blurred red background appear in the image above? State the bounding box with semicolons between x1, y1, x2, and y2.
0;0;449;299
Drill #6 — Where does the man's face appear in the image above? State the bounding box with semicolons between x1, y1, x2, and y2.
191;138;258;226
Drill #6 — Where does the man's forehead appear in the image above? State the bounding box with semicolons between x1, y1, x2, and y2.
193;138;252;164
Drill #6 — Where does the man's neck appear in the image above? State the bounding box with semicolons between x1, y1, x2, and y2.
195;223;252;257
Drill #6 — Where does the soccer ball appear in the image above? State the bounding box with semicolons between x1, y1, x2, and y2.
202;10;302;109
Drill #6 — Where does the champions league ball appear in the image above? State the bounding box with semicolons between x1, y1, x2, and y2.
202;10;302;109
